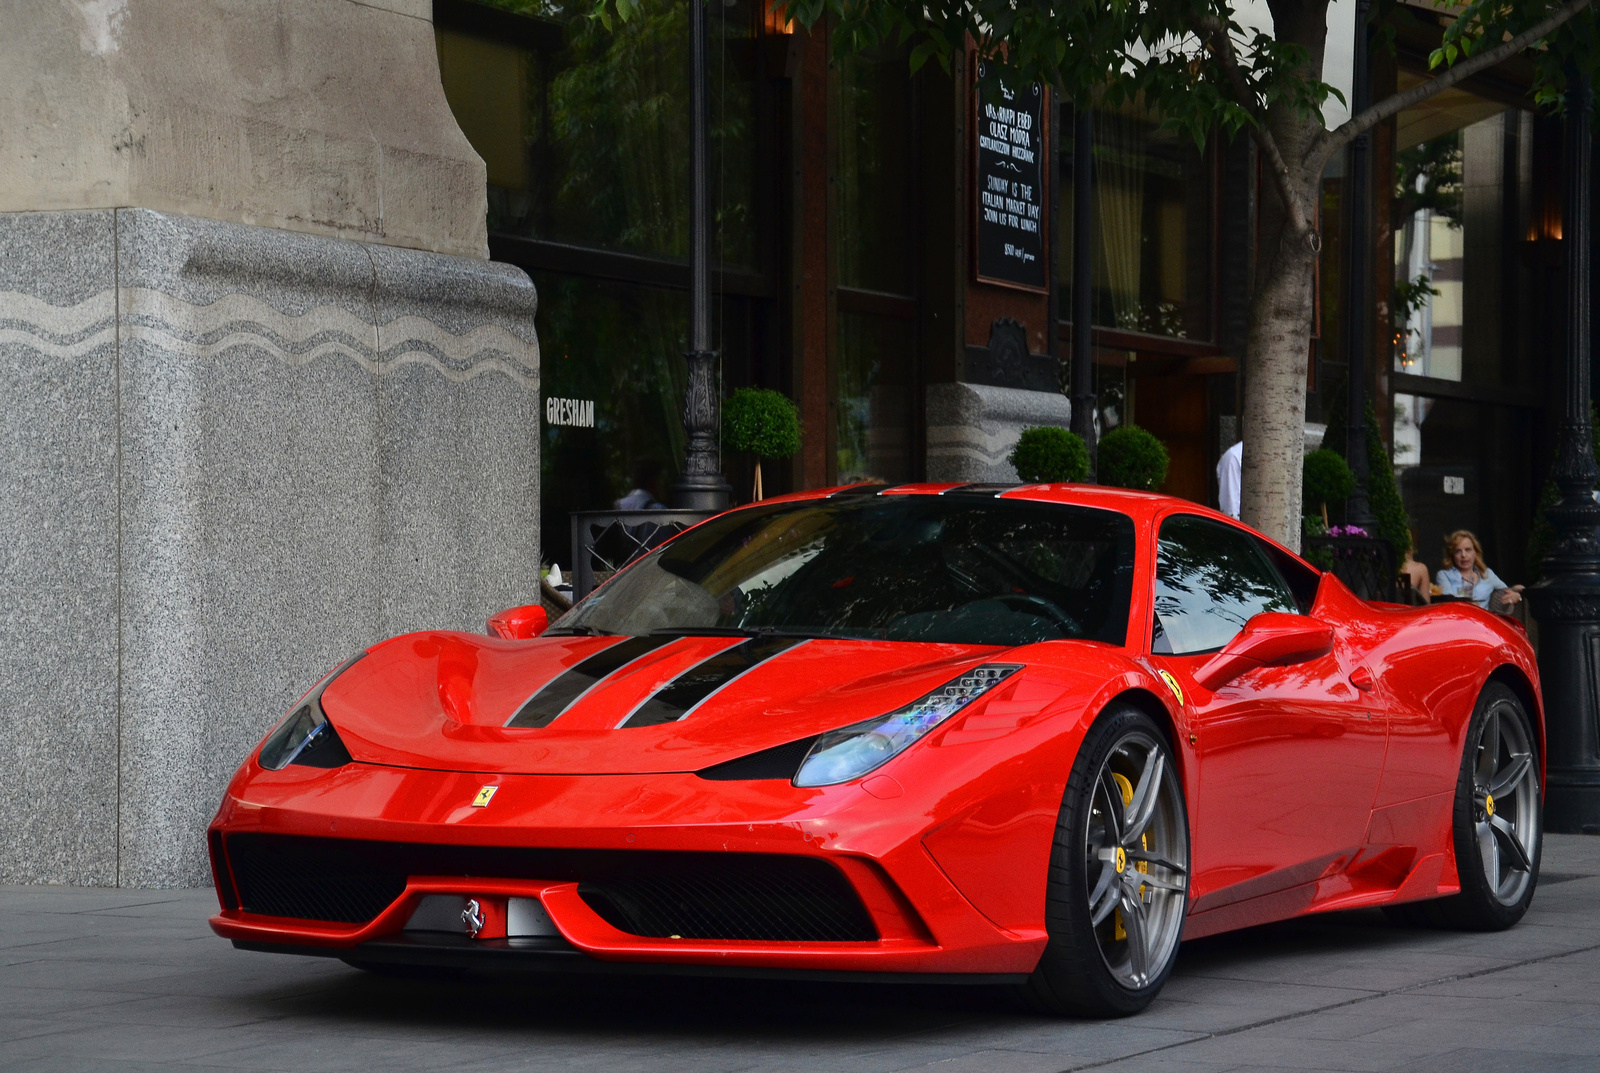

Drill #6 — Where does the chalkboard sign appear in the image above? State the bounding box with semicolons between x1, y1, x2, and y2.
973;62;1048;292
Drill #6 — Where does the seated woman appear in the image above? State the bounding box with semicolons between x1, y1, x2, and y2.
1399;531;1431;603
1436;529;1523;611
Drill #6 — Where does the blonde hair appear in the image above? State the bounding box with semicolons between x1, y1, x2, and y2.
1443;530;1487;572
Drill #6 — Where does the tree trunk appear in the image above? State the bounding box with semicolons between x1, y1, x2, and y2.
1240;231;1318;548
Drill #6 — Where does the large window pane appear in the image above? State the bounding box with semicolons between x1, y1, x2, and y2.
437;0;757;268
1057;106;1213;340
1391;89;1537;389
836;48;915;295
533;275;687;566
836;312;913;484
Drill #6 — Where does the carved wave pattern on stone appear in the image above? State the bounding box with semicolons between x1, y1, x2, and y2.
0;290;537;387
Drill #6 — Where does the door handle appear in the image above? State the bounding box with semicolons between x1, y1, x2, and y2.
1349;667;1374;692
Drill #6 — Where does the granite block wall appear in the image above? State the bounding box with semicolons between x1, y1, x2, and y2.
925;382;1074;483
0;209;540;887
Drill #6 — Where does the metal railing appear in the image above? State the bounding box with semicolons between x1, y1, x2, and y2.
569;509;716;601
1302;535;1403;603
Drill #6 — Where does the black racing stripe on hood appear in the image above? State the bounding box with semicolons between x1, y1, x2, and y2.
619;637;807;729
506;635;677;728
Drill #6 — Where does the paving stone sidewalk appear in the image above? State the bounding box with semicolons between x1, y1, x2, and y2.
3;835;1599;1073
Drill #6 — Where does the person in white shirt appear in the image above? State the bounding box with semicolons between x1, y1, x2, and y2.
1216;440;1242;518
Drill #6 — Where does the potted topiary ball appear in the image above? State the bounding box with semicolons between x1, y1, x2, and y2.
722;387;802;501
1302;448;1355;528
1097;425;1170;491
1008;426;1090;483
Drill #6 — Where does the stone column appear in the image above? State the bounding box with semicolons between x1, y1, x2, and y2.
0;1;541;886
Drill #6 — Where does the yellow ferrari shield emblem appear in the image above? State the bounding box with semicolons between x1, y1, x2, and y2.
472;785;498;808
1158;669;1184;707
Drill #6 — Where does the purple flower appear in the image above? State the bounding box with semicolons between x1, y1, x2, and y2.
1328;525;1369;538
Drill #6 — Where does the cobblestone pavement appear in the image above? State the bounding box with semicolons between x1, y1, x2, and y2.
3;835;1599;1073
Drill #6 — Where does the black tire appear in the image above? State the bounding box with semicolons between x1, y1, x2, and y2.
1383;682;1541;931
1022;705;1190;1017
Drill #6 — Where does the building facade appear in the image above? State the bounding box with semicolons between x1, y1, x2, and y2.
432;0;1584;592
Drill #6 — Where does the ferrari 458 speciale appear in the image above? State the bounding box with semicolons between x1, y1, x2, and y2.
208;484;1542;1015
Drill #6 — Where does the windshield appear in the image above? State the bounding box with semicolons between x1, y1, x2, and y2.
554;495;1136;646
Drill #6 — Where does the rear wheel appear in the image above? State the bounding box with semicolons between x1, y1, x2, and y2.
1385;682;1540;930
1023;706;1189;1017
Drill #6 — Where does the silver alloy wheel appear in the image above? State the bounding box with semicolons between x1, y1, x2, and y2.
1084;729;1188;989
1472;697;1540;905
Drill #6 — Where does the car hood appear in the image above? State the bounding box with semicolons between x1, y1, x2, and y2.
321;630;1044;775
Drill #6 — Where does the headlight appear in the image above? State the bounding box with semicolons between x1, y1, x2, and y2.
793;664;1023;787
257;654;364;771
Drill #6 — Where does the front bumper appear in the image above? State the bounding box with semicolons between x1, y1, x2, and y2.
208;761;1049;977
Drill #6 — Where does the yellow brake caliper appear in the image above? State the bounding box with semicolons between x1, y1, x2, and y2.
1110;771;1150;941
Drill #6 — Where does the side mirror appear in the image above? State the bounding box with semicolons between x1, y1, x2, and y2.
1194;613;1333;691
487;604;549;640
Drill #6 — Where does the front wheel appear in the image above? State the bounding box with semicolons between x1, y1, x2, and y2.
1023;706;1190;1017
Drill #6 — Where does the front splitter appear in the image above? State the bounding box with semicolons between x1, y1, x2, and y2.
233;932;1028;986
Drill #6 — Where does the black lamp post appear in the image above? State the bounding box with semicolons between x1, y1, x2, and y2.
1343;0;1375;528
670;0;732;512
1070;105;1097;471
1530;67;1600;834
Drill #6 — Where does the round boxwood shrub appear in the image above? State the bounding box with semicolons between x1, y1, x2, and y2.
722;387;802;459
1097;425;1169;491
1009;426;1090;483
1303;449;1355;515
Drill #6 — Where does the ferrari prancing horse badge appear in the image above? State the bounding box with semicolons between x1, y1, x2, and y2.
472;785;498;807
1158;670;1184;707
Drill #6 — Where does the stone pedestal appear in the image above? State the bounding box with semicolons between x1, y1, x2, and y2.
926;382;1073;482
0;209;540;886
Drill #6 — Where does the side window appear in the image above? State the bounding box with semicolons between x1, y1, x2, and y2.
1151;515;1299;655
1256;537;1322;613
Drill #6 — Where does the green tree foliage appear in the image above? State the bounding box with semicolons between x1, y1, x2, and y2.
1303;449;1355;514
1097;426;1170;491
722;387;802;459
1009;426;1091;483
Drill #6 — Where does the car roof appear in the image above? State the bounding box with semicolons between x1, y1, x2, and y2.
752;482;1311;570
765;481;1231;525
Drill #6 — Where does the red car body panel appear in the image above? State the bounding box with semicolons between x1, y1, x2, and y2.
207;485;1544;978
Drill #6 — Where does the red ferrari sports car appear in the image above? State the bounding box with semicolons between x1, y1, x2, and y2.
207;484;1543;1016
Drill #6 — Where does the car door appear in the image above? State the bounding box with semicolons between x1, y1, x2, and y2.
1146;514;1387;912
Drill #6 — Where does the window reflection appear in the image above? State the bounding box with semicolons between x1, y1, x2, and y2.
1058;106;1213;340
1390;90;1537;387
437;0;758;268
1152;516;1297;655
833;45;917;484
836;311;912;484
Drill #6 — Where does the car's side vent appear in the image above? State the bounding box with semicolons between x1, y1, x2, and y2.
695;736;818;781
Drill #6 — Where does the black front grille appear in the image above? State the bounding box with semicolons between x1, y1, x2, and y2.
578;855;877;942
228;834;406;924
221;835;877;941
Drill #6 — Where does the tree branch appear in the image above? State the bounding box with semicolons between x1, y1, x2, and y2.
1197;16;1314;241
1312;0;1593;168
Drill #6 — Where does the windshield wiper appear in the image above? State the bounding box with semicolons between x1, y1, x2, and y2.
545;625;616;636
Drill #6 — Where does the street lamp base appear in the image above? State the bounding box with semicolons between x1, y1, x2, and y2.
1545;775;1600;834
669;476;732;513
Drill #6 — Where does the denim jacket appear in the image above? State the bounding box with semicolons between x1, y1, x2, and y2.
1435;566;1505;609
